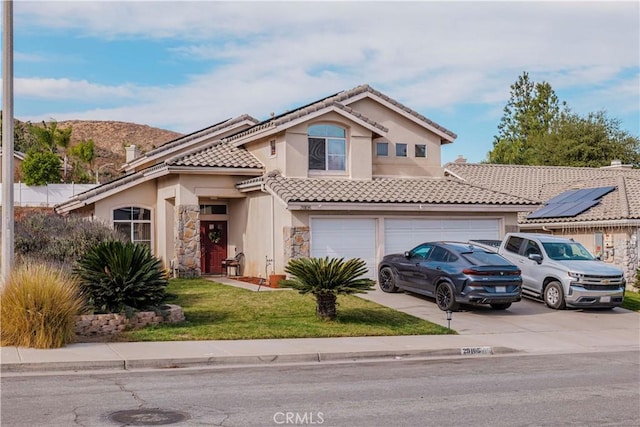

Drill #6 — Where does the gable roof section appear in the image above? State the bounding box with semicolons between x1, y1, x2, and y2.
166;141;263;169
252;172;535;211
225;100;388;146
224;84;456;146
444;163;640;223
56;141;264;213
123;114;259;172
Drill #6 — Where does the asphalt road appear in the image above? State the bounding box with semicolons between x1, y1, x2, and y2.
2;351;638;427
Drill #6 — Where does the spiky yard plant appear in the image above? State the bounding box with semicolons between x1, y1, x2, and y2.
281;257;375;321
74;241;168;313
0;264;86;349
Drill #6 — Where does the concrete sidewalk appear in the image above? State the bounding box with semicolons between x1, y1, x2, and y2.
2;277;638;374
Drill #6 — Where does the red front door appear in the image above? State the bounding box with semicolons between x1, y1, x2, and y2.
200;220;228;275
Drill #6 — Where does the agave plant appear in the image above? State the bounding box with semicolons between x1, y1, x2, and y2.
74;241;168;313
281;257;375;320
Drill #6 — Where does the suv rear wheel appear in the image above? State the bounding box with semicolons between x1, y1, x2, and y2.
544;281;566;310
435;282;459;311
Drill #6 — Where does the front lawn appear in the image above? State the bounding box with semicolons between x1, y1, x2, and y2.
121;278;453;341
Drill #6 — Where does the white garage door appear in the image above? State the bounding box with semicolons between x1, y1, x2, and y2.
384;218;500;255
311;218;377;279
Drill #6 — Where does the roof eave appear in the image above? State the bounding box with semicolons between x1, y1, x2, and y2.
229;105;387;147
344;91;457;143
286;202;534;212
519;219;640;229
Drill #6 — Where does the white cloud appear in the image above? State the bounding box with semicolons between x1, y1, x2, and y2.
12;1;639;137
14;77;137;100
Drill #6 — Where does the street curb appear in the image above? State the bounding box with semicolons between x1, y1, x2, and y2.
1;346;521;373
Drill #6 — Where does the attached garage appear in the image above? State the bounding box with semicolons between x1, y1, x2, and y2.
384;218;501;255
310;218;377;279
310;217;501;280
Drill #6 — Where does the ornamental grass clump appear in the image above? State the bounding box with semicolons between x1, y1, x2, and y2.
0;264;86;349
74;241;168;313
281;257;375;321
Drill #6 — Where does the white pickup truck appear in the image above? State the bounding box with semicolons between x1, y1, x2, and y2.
494;233;625;309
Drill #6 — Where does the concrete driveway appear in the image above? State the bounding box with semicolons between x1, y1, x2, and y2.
360;287;640;353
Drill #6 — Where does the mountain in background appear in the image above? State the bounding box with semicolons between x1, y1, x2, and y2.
56;120;183;171
7;118;183;182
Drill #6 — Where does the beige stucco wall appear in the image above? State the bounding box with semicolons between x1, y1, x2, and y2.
239;190;293;277
348;98;444;178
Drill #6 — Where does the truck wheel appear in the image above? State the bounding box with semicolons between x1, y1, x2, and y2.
544;281;566;310
490;302;512;310
378;266;399;293
435;282;459;311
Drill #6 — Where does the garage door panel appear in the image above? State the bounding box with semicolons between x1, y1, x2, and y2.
385;219;499;255
311;218;377;279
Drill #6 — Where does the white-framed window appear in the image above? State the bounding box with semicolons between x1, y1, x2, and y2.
270;139;276;156
396;143;407;157
415;144;427;158
113;206;151;247
376;142;389;156
308;124;346;171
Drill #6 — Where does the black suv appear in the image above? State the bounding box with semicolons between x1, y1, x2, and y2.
378;241;522;311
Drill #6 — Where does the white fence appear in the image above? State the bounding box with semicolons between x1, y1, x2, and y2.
0;183;98;207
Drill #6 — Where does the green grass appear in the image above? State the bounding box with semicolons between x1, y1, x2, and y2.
622;290;640;312
121;278;453;341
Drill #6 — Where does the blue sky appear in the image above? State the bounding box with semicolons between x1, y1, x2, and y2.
3;0;639;164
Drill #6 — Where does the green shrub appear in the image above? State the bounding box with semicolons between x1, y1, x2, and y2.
21;150;62;185
0;264;86;349
14;210;126;269
281;257;375;320
74;241;168;313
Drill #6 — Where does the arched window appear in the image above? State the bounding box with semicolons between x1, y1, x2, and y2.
113;207;151;247
308;124;346;171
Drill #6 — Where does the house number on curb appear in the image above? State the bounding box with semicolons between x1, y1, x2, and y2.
460;346;493;356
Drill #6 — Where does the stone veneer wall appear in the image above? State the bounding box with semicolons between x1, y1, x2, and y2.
74;304;185;337
621;232;639;289
175;205;200;278
284;226;310;262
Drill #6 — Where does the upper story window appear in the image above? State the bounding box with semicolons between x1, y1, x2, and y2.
270;140;276;156
113;207;151;247
396;143;407;157
308;124;346;171
415;144;427;158
376;142;389;157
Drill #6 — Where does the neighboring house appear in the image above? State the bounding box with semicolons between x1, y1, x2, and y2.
56;84;536;279
0;149;26;183
445;162;640;288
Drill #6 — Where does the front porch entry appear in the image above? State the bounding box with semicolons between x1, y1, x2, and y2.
200;220;228;275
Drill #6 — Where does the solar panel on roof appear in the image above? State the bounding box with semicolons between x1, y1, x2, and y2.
527;186;615;219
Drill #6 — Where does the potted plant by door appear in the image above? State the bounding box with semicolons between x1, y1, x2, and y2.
268;272;286;288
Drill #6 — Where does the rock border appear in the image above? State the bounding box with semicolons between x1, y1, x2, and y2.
74;304;185;338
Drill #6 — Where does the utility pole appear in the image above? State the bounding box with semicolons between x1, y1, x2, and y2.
2;0;15;283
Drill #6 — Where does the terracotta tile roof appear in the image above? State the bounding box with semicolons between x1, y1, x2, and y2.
166;141;264;169
225;84;456;143
261;172;535;206
444;163;640;222
144;115;259;158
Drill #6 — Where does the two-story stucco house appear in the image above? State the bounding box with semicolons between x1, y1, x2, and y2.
55;84;536;279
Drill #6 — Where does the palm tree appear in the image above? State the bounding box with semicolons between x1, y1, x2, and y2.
281;257;375;320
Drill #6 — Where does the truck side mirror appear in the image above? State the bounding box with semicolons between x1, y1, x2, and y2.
529;253;543;264
404;251;411;259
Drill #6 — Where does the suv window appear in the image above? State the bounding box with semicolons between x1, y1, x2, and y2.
411;244;433;259
505;236;524;254
429;246;452;262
